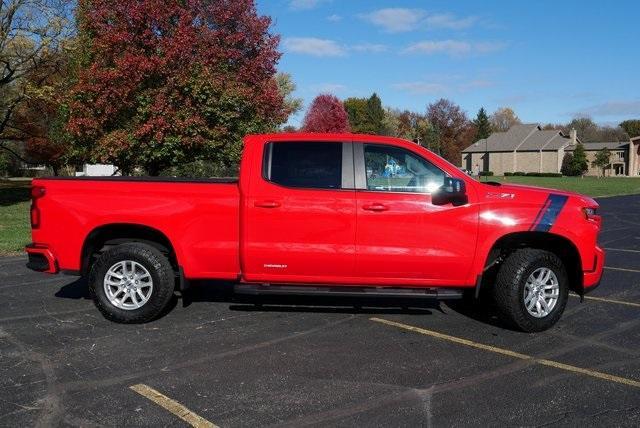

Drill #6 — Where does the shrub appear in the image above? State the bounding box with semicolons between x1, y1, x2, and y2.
524;172;563;177
479;171;494;176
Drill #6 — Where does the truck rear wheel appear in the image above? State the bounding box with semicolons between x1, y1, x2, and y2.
493;249;568;332
89;243;175;323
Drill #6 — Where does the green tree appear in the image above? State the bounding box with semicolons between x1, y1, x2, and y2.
473;107;491;140
366;93;385;135
560;153;575;176
619;120;640;138
343;97;368;133
571;143;589;176
275;73;303;117
343;93;385;134
592;148;611;177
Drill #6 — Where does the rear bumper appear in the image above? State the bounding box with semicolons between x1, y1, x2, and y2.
25;244;58;274
583;245;604;293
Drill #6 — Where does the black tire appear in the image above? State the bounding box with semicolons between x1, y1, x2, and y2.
493;249;568;332
89;243;175;323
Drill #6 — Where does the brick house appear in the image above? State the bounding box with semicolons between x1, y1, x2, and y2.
461;124;640;176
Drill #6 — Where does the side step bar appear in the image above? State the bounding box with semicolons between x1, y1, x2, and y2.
234;284;464;299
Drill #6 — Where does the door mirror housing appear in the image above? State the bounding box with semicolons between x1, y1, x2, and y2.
432;177;467;206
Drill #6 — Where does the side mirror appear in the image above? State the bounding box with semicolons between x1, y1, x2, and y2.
432;177;467;206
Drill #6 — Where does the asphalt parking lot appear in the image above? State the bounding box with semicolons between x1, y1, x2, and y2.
2;195;640;427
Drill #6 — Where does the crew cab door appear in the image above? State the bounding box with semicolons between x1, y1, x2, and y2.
242;140;356;283
354;142;477;285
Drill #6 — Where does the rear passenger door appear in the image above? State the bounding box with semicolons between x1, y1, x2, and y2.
243;141;357;283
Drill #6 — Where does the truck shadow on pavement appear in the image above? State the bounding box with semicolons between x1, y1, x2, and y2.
53;277;511;324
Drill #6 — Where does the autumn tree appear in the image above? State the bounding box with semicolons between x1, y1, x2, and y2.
564;117;598;142
620;120;640;138
592;148;611;177
301;94;350;133
490;107;521;132
561;117;629;143
0;0;73;159
426;99;472;164
66;0;289;175
473;107;492;140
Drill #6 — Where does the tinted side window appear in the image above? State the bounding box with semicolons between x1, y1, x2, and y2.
364;144;445;193
266;142;342;189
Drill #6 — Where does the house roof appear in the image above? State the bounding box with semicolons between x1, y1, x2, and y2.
566;142;629;151
462;124;576;153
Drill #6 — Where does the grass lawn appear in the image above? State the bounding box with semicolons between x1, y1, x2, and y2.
487;176;640;198
0;180;31;256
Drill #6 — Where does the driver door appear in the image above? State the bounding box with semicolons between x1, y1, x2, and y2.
354;142;477;285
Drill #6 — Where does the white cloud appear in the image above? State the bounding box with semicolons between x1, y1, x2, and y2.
327;14;342;22
360;8;425;33
351;43;388;53
392;82;448;95
311;83;347;93
289;0;329;10
574;100;640;117
425;13;477;30
393;77;495;95
360;8;478;33
283;37;346;57
403;40;506;57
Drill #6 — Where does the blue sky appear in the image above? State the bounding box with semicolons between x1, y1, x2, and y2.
257;0;640;128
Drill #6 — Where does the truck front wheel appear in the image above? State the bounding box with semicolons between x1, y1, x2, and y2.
89;243;175;323
493;249;569;332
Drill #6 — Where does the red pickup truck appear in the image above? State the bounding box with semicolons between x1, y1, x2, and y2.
26;133;604;331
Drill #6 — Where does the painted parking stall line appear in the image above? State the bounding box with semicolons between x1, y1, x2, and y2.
371;318;640;389
604;266;640;273
571;294;640;309
130;384;218;428
604;247;640;254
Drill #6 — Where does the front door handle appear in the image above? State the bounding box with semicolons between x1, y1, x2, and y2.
362;203;389;212
254;200;281;208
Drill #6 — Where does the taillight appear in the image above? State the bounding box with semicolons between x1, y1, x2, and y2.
582;207;601;226
30;185;45;229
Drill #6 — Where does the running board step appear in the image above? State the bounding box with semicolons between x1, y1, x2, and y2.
234;284;464;299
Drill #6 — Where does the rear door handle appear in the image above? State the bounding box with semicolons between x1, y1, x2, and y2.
362;203;389;212
254;200;281;208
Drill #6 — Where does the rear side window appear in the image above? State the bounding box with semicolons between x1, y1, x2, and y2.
264;142;343;189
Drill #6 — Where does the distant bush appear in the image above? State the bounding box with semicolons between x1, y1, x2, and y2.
525;172;563;177
479;171;494;176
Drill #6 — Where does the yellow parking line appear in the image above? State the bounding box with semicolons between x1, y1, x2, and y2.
604;266;640;273
370;318;640;389
130;384;218;428
571;294;640;308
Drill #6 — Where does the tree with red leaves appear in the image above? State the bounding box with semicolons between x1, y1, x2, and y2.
426;98;473;165
66;0;288;175
302;94;350;133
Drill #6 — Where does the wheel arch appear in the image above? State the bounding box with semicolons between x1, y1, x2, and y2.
481;231;583;295
80;223;179;276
